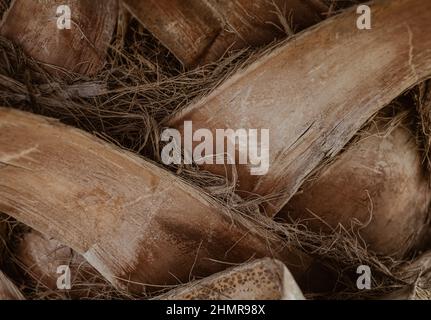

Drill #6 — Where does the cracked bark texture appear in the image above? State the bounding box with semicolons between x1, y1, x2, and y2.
168;0;431;216
0;108;311;293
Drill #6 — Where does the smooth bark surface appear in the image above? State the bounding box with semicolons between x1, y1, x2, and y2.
280;120;431;257
0;0;118;75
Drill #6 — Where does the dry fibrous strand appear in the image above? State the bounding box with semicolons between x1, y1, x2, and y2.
123;0;327;67
0;269;24;299
167;0;431;216
0;34;253;159
415;80;431;174
0;0;11;19
159;258;304;300
0;0;118;76
0;0;429;301
380;251;431;299
0;218;6;259
322;0;368;16
400;250;431;290
0;108;312;294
